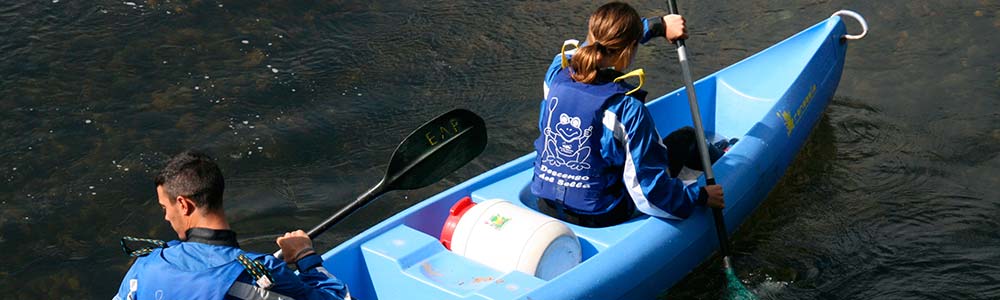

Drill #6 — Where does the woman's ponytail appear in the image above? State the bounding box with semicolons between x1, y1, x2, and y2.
570;42;605;83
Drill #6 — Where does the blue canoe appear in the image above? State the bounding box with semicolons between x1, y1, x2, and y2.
318;12;865;300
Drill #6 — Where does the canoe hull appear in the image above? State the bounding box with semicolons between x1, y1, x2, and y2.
320;15;850;300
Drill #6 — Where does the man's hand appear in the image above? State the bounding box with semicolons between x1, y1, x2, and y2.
662;14;688;42
276;230;316;264
703;184;725;208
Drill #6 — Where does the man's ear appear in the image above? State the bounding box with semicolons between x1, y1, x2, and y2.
176;196;197;216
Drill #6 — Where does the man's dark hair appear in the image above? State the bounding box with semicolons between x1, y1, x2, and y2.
154;150;225;211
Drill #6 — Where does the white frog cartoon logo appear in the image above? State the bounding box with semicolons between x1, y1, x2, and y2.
541;98;593;171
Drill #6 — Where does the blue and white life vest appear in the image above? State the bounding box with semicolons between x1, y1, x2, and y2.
122;241;257;300
117;240;294;300
532;67;647;214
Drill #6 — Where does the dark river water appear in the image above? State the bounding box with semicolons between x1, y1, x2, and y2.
2;1;998;299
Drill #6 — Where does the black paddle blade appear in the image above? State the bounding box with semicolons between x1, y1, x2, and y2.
382;109;487;190
274;109;487;257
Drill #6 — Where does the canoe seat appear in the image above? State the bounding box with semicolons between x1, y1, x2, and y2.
360;225;545;299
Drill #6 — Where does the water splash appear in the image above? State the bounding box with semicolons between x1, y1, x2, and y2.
725;268;758;300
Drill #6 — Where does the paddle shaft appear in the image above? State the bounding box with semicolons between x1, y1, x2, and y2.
274;184;385;257
307;183;386;239
667;0;733;265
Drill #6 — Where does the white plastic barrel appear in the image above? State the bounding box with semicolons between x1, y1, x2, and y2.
440;197;581;280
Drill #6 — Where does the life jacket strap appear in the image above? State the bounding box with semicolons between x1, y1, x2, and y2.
560;39;580;69
227;281;293;300
237;254;275;289
120;236;168;257
613;69;645;95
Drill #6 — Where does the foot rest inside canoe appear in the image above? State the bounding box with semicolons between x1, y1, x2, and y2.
361;225;545;299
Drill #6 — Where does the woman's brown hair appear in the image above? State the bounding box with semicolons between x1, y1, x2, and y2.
570;2;644;83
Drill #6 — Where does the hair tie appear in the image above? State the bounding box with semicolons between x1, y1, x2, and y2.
592;41;608;53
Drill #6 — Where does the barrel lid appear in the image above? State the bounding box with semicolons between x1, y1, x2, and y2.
440;196;476;250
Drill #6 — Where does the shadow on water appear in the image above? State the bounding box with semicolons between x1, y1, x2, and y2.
662;99;841;300
664;95;1000;299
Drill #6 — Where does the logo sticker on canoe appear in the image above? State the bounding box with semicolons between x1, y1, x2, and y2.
776;84;817;136
486;214;511;230
777;110;795;135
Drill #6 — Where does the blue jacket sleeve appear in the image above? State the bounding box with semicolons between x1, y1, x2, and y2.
608;96;703;220
259;254;349;300
640;17;665;44
542;52;565;129
112;261;140;300
543;52;564;99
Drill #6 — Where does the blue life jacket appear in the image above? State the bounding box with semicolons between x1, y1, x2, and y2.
125;240;264;300
532;67;647;213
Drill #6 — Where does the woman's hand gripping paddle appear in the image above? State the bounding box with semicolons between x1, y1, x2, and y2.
666;1;756;299
274;109;488;258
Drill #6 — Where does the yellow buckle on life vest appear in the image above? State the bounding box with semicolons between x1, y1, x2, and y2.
614;69;645;95
561;39;580;69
